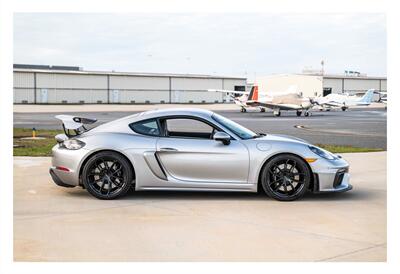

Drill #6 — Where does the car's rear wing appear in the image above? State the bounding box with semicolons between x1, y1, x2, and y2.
55;115;97;137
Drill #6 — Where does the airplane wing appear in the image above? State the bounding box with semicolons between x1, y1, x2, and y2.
208;89;250;95
318;101;344;107
247;101;303;110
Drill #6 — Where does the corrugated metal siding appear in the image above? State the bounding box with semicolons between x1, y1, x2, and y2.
380;80;387;91
323;78;343;93
117;90;169;103
43;89;108;104
110;75;169;90
171;78;222;90
36;73;107;89
173;90;221;103
343;79;380;91
13;70;247;104
14;88;34;103
14;72;34;88
222;79;247;90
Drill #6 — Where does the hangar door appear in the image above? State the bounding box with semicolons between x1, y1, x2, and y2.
323;88;332;96
173;90;180;103
40;89;48;103
111;90;120;103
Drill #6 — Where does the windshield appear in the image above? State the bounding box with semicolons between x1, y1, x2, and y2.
212;113;258;140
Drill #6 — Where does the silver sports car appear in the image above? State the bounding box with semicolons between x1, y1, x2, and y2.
50;108;352;201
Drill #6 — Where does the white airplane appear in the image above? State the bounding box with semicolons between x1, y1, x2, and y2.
210;85;314;117
313;89;375;111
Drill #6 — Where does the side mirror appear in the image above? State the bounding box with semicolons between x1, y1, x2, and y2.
213;131;231;145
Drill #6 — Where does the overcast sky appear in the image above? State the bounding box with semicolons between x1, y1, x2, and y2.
14;13;386;79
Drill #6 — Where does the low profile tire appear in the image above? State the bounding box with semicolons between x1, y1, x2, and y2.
260;154;311;201
82;151;134;200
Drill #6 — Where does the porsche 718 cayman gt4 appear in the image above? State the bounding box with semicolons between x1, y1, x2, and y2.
50;108;352;201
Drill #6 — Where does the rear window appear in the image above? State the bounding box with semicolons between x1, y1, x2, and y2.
129;119;160;136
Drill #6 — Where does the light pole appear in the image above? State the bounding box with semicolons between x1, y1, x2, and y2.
321;60;325;75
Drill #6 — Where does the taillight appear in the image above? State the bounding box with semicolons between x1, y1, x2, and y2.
56;166;70;172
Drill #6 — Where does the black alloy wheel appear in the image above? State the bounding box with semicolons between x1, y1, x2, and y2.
261;154;311;201
82;151;134;199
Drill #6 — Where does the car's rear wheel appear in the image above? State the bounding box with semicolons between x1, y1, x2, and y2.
261;154;311;201
82;151;134;200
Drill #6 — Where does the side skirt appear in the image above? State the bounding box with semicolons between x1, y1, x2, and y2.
137;186;257;192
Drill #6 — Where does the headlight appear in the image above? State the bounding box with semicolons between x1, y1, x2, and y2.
60;139;85;150
308;145;337;160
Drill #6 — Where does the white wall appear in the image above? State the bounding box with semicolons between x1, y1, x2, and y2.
256;74;323;97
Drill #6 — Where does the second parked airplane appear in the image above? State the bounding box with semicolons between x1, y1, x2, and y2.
210;86;314;117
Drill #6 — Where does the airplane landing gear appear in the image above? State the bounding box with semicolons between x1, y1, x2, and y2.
240;107;247;113
341;106;347;111
260;108;265;112
273;109;281;117
304;111;310;117
296;110;302;117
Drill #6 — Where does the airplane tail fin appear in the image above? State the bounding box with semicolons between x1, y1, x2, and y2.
359;89;375;103
248;86;259;101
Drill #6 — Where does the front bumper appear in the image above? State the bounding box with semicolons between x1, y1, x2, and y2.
313;168;352;193
309;158;352;193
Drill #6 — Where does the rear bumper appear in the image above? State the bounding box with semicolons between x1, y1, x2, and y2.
49;168;76;188
50;144;90;187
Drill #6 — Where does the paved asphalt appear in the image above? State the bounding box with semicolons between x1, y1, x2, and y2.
13;108;387;149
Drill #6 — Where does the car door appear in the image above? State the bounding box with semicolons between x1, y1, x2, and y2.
156;117;249;184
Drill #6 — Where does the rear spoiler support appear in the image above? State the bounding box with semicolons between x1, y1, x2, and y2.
55;115;97;137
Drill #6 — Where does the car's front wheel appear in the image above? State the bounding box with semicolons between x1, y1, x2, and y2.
260;154;311;201
82;151;134;199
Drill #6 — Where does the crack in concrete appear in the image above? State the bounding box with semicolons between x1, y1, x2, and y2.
316;243;386;262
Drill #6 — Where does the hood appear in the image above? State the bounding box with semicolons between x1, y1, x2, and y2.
256;134;310;145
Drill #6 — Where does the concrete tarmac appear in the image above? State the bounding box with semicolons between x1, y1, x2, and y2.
14;152;386;261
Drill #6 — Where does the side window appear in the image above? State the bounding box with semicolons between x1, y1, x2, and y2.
165;118;214;139
129;119;160;136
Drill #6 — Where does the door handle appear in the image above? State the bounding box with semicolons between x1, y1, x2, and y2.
159;147;178;152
